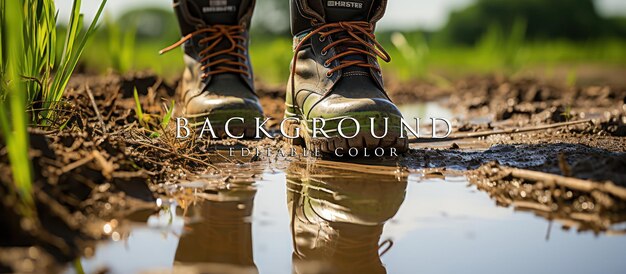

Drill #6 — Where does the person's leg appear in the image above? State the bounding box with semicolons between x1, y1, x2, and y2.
163;0;262;138
286;0;408;154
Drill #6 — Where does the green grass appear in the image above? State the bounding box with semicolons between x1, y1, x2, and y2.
2;0;108;126
80;33;626;86
1;0;107;211
133;88;146;127
44;0;107;124
390;31;429;79
105;14;136;73
133;87;175;138
70;6;626;84
0;0;34;209
80;36;294;84
381;38;626;82
162;100;175;129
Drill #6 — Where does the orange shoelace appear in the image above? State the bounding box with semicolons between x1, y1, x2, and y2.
160;25;250;79
291;21;391;93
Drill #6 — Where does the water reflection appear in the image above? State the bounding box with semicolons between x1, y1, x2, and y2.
172;164;261;273
286;160;408;274
68;160;626;274
173;188;258;273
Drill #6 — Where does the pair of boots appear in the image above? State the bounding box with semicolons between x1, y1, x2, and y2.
162;0;408;153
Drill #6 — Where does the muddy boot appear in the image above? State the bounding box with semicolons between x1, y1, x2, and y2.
162;0;263;138
286;0;408;154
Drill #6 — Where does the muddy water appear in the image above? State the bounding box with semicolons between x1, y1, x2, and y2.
65;159;626;274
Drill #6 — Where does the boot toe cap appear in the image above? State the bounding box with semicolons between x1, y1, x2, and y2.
303;96;408;153
308;96;403;119
185;96;264;124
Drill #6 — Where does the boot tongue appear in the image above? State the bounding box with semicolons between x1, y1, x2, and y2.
322;0;377;75
187;0;242;25
323;0;375;22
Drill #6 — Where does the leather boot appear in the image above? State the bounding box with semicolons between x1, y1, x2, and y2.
162;0;263;138
286;0;409;153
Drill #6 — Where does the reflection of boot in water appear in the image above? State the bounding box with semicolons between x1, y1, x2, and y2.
287;161;408;274
174;191;258;274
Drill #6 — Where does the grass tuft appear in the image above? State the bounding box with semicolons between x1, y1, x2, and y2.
134;88;175;138
44;0;108;124
1;0;107;211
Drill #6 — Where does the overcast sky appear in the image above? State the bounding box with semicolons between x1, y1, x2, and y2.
57;0;626;30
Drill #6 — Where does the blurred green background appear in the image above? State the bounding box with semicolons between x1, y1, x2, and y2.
67;0;626;85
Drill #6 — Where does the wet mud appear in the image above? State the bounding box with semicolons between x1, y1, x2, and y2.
403;143;626;185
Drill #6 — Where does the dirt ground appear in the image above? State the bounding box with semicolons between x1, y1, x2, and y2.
1;72;625;272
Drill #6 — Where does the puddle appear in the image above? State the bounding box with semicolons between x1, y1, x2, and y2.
398;102;455;122
65;160;626;274
398;102;458;144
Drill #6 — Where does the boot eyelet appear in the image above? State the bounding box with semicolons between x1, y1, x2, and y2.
326;72;334;78
321;50;328;56
323;61;331;68
319;36;326;42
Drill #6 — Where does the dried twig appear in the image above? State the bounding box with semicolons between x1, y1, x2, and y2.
60;154;95;174
502;166;626;200
85;85;107;133
112;170;155;178
92;150;114;179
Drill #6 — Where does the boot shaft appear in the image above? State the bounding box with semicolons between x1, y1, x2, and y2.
173;0;255;35
168;0;256;93
290;0;388;35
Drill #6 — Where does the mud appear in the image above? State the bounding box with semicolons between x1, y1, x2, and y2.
469;162;626;234
1;72;626;272
403;143;626;185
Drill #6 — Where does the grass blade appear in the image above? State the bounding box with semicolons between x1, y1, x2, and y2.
161;100;175;129
133;88;145;127
1;0;34;210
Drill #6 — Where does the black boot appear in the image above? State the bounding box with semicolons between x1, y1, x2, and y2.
286;0;408;154
163;0;263;138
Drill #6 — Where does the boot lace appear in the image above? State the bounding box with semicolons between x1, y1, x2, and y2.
291;21;391;92
160;25;250;79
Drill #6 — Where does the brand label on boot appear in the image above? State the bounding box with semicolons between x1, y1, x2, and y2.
203;0;236;13
326;0;364;9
